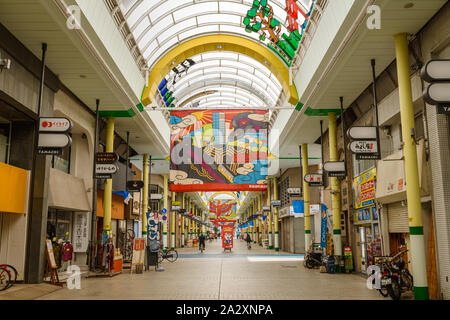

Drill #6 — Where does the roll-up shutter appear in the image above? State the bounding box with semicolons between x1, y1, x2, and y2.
387;202;409;233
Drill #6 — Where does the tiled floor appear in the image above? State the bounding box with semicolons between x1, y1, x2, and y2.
14;238;386;300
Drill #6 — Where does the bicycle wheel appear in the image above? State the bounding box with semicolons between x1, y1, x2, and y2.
387;278;401;300
167;249;178;262
5;265;18;288
158;252;164;264
0;267;11;291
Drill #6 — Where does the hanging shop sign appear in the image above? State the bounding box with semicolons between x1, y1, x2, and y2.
287;187;301;195
348;140;379;159
126;180;144;192
323;161;346;177
421;59;450;115
304;173;323;186
243;0;314;67
262;206;271;212
347;126;380;160
346;126;377;140
353;168;376;209
150;193;163;200
39;117;72;133
95;163;117;179
271;200;281;207
171;205;181;211
96;152;118;164
37;133;72;155
37;117;73;155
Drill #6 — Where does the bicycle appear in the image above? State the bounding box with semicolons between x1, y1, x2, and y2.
247;242;251;250
0;264;18;290
158;247;178;264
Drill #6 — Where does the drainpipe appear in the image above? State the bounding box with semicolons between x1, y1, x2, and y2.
103;117;114;235
302;143;312;251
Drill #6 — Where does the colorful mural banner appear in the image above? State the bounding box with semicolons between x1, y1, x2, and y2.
209;199;238;220
169;109;269;192
353;168;376;209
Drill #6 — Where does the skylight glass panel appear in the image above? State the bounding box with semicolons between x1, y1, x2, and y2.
132;16;150;39
146;36;179;67
218;25;260;42
139;14;173;48
197;14;241;25
173;2;218;23
178;25;220;42
158;18;196;44
150;0;192;24
220;60;253;74
218;2;249;15
127;1;153;27
118;0;138;16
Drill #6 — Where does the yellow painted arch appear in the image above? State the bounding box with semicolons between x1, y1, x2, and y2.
208;192;240;204
142;35;298;106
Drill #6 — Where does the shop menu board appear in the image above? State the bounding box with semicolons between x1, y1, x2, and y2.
131;238;145;271
353;168;376;209
46;239;57;269
222;225;234;249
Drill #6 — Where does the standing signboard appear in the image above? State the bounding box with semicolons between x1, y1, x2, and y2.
222;225;234;250
131;238;145;273
45;239;62;286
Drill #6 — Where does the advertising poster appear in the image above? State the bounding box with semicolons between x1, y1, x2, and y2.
222;225;234;249
169;109;269;192
353;168;376;209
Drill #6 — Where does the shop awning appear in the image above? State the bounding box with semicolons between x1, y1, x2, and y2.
48;168;91;212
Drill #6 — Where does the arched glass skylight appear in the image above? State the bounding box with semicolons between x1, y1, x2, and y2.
117;0;298;68
165;51;283;108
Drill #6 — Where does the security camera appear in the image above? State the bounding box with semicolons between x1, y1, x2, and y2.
0;59;11;71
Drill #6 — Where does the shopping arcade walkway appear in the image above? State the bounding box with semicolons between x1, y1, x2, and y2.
30;239;383;300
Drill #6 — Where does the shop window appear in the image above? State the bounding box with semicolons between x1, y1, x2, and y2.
47;209;72;242
0;117;11;164
352;154;375;178
414;112;425;140
52;134;71;174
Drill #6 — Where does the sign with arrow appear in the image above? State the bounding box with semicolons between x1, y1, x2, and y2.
304;173;323;186
323;161;346;177
95;163;117;179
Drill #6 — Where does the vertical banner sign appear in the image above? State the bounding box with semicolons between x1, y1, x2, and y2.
169;109;269;191
146;211;159;252
353;168;376;209
222;225;234;249
73;213;88;252
320;204;328;251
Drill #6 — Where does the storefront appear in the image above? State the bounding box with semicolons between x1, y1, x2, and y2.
352;167;381;273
